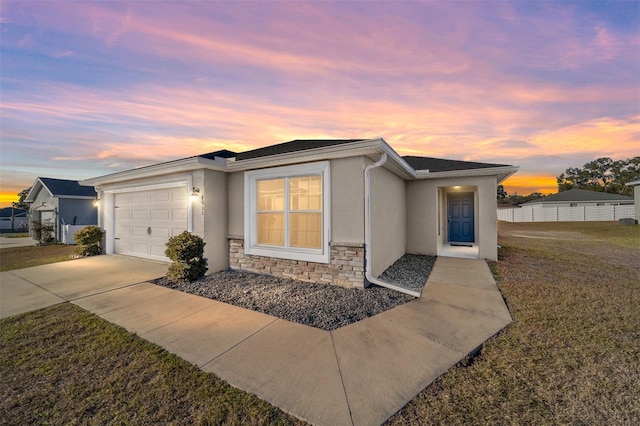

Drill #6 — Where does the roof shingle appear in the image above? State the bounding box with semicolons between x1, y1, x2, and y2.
402;156;511;172
235;139;366;161
39;178;96;197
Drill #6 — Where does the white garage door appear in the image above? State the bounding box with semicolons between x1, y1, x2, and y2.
114;187;188;261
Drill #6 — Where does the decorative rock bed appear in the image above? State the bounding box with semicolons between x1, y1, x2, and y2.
153;254;436;331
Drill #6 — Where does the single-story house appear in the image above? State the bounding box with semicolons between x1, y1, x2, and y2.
626;180;640;219
521;188;634;208
25;177;98;242
0;207;29;232
82;138;518;296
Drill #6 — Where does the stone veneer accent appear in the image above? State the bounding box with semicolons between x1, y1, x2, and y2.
228;237;365;289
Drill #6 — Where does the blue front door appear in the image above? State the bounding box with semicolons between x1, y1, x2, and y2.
448;192;474;243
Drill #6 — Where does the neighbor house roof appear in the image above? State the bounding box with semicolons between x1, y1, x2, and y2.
25;177;97;202
523;188;633;205
402;156;512;173
0;207;27;218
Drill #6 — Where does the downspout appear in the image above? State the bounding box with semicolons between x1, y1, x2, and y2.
364;153;421;297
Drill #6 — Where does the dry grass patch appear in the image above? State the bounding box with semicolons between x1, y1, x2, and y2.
0;245;76;272
388;222;639;425
0;303;303;425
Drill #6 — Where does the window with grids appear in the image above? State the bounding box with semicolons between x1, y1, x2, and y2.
245;162;330;263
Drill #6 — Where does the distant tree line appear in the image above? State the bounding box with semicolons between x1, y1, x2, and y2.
497;186;545;206
556;157;639;196
498;156;639;204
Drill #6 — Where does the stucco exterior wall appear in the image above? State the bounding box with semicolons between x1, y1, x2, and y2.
28;187;59;240
406;175;498;261
227;171;244;237
370;162;406;277
58;198;97;227
406;180;437;255
331;156;366;243
203;169;229;272
635;185;640;219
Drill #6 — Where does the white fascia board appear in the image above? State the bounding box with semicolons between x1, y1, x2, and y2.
415;166;519;182
81;156;226;187
25;178;53;202
377;139;417;179
58;195;97;200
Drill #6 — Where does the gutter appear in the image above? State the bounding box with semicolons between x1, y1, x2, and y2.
364;152;421;298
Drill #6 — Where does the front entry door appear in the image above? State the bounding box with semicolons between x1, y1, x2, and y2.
448;192;474;243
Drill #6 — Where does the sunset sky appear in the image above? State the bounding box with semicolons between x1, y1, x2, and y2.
1;1;638;207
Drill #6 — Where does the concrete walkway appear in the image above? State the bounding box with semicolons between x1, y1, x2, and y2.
0;255;512;426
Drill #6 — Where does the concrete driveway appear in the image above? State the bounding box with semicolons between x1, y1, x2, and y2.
0;255;512;426
0;235;37;248
0;255;168;319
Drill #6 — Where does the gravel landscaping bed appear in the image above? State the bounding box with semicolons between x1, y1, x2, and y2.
154;254;436;331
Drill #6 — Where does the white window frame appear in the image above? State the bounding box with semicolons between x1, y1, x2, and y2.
244;161;331;263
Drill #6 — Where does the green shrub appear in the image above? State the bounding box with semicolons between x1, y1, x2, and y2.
165;231;208;282
31;221;55;245
74;225;104;257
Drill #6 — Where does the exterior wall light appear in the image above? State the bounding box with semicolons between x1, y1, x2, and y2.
93;198;101;207
190;187;201;202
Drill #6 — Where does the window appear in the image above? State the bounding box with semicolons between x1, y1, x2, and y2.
245;162;330;263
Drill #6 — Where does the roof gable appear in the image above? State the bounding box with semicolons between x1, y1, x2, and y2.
30;177;96;199
235;139;366;161
197;149;238;160
402;156;511;172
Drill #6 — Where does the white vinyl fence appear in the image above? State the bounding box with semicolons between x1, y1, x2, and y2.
498;205;637;223
61;224;87;244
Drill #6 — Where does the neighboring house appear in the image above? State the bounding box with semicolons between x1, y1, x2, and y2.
82;138;517;295
521;188;634;208
25;177;98;242
626;180;640;219
0;207;28;232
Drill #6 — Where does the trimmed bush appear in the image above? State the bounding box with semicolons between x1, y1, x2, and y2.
31;221;55;245
165;231;208;282
74;226;104;257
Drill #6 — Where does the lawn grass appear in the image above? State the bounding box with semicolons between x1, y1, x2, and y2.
2;234;29;238
0;303;303;425
1;222;638;424
387;222;640;425
0;244;77;271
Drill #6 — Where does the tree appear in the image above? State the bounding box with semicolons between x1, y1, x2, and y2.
557;157;639;195
12;187;31;210
497;184;508;201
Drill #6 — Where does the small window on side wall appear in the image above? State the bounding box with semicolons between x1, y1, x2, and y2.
244;161;331;263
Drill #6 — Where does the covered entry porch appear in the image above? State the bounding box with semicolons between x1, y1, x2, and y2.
437;186;480;259
406;175;500;262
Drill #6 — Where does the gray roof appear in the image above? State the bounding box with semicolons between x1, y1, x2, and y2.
198;149;238;160
402;156;511;172
235;139;365;161
0;207;27;218
39;178;97;197
526;188;633;204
